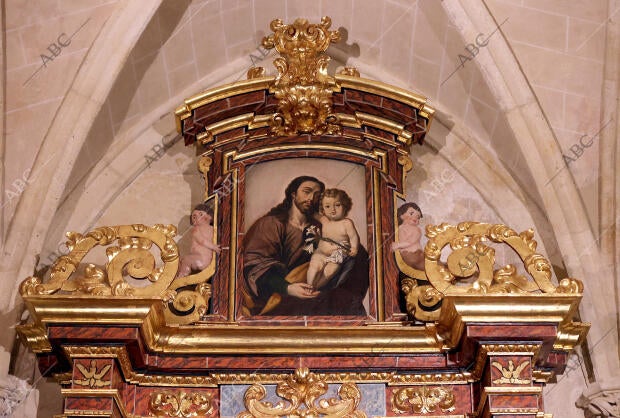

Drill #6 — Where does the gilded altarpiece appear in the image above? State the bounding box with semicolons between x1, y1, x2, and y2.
17;17;588;417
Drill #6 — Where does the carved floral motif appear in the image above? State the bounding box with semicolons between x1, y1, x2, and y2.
239;368;365;418
149;391;214;417
391;386;456;414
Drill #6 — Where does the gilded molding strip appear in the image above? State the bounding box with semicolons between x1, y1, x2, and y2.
62;346;472;387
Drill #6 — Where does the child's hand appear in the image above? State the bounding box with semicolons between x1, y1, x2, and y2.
214;245;222;254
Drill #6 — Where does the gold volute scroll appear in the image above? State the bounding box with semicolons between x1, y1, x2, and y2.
19;224;212;325
239;367;366;418
422;222;583;295
259;16;344;136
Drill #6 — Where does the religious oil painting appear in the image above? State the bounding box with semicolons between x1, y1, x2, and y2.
238;158;372;319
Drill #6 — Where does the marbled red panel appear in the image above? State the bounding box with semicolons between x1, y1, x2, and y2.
152;356;208;370
227;90;266;108
466;324;556;340
49;325;139;341
208;356;300;370
345;89;383;106
72;358;114;389
344;101;385;119
490;415;535;418
38;353;60;376
488;393;540;410
488;356;531;387
200;106;264;128
193;99;230;121
215;127;247;142
544;351;569;368
134;387;152;416
265;93;278;107
249;126;271;138
302;355;398;369
112;402;124;418
65;396;113;412
365;126;395;141
396;355;447;368
304;317;369;326
381;98;417;120
121;384;136;415
332;92;344;105
342;127;363;139
111;361;123;391
385;384;472;416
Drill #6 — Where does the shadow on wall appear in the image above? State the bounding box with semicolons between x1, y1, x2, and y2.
61;0;192;202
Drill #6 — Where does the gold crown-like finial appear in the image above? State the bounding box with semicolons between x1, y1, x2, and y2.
255;17;344;136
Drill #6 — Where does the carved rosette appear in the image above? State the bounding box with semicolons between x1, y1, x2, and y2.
398;222;584;322
391;386;456;414
239;367;366;418
259;17;343;136
149;391;214;417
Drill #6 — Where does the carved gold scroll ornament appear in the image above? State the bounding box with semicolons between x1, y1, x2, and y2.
239;367;366;418
391;386;456;414
20;224;212;325
398;222;584;322
255;16;342;136
150;391;214;417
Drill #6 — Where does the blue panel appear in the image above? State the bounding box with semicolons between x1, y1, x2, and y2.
219;382;386;417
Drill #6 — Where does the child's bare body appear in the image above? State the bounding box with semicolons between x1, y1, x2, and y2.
391;202;424;270
307;189;360;290
177;205;221;277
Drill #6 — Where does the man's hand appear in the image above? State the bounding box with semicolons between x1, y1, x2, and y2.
287;283;320;299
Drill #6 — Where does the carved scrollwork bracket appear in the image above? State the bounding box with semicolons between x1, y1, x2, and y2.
399;222;584;322
20;224;212;325
239;367;366;418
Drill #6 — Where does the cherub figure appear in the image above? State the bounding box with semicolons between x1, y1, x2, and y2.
177;203;220;277
391;202;424;270
307;188;360;290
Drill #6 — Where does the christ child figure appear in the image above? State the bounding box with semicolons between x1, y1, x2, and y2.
177;203;221;277
307;188;360;290
391;202;425;270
